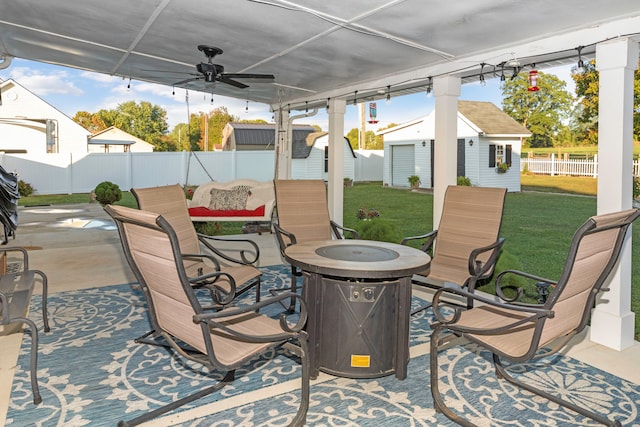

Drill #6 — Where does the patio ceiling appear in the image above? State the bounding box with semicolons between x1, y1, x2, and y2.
0;0;639;111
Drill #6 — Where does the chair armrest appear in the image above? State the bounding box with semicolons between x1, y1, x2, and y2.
197;233;260;265
494;269;556;303
431;285;553;335
330;221;359;240
193;292;308;339
400;230;438;254
0;292;10;324
273;223;297;257
186;267;237;305
468;237;505;278
0;247;29;271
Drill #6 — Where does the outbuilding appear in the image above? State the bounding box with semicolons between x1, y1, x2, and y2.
379;100;530;192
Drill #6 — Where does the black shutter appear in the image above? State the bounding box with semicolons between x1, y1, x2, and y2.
489;144;496;167
506;144;512;166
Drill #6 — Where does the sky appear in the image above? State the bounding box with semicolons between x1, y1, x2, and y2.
0;57;575;135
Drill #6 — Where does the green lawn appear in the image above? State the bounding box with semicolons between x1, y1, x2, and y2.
19;179;640;339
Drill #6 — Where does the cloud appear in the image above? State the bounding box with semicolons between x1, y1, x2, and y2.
6;66;84;96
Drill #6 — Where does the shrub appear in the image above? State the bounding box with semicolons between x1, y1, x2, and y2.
93;181;122;206
353;218;402;243
18;180;35;197
457;176;471;186
634;176;640;199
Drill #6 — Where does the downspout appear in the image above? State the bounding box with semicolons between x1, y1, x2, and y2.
285;108;318;178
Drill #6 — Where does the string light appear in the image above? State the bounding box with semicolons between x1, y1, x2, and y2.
353;90;358;104
210;92;214;104
499;62;506;82
127;77;131;90
426;76;433;97
305;101;308;113
172;86;175;96
245;100;249;113
576;46;585;69
326;98;330;111
386;85;391;104
479;63;486;86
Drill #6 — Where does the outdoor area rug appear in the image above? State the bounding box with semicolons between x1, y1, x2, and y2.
7;264;640;426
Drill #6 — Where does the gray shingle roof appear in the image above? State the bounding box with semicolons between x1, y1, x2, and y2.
457;101;530;136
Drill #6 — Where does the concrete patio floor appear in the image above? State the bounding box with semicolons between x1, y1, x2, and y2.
1;202;639;425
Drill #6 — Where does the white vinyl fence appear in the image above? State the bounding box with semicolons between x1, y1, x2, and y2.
3;149;384;195
521;154;640;177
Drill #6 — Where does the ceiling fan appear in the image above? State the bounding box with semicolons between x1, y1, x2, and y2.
173;45;275;89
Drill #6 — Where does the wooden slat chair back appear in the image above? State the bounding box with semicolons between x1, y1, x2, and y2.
105;204;310;426
131;184;261;305
430;208;640;427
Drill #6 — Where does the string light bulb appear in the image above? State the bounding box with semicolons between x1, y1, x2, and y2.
479;63;486;86
326;98;330;111
386;85;391;104
127;77;131;90
245;100;249;113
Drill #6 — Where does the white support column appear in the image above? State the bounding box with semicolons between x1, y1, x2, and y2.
273;108;290;179
327;98;346;226
591;37;639;350
432;75;460;227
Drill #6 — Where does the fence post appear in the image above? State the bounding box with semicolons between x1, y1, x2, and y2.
594;154;598;178
550;153;555;176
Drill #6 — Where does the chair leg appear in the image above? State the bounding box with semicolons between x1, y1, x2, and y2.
493;354;622;427
13;317;42;405
429;325;475;426
117;370;235;427
285;332;310;427
269;266;300;313
35;270;50;332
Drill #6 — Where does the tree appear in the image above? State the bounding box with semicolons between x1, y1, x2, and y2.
72;101;170;150
502;71;573;147
572;59;640;144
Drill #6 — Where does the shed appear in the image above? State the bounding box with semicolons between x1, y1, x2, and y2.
291;132;356;181
379;101;530;192
88;126;154;153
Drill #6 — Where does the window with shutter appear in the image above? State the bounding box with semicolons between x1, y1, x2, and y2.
489;144;496;168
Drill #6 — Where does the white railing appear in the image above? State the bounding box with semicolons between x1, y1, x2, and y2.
521;154;640;177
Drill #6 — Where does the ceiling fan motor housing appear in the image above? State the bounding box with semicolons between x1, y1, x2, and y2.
196;62;224;82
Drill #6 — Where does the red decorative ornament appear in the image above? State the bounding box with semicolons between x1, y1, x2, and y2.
528;69;539;92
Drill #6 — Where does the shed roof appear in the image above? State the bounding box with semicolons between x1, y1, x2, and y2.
457;101;530;136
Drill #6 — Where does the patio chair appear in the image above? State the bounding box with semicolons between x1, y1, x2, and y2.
401;185;507;313
0;247;50;405
273;179;359;311
105;204;310;427
132;185;262;307
429;208;640;427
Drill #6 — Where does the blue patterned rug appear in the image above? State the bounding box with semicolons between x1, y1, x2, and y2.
7;265;640;426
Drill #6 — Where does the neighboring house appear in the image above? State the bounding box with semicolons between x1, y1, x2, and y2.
88;126;154;153
379;100;530;192
221;122;316;151
0;78;90;155
291;132;356;181
221;122;356;180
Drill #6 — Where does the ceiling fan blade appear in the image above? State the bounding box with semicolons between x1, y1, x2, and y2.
173;76;202;86
223;73;275;80
218;76;249;89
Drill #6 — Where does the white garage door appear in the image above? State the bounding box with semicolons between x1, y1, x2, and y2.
391;144;415;187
